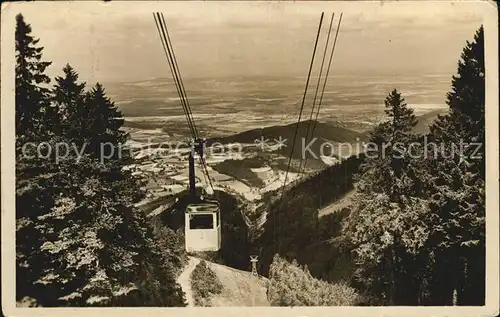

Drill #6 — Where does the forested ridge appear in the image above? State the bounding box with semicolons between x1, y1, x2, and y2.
257;154;362;278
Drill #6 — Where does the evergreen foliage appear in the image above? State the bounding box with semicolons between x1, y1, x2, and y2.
258;155;363;280
339;26;485;305
52;67;129;159
15;14;186;307
424;26;485;305
15;14;52;141
84;83;128;158
267;255;360;306
341;89;431;305
52;64;87;140
190;260;223;306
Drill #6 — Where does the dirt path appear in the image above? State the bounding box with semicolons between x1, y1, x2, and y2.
177;256;200;307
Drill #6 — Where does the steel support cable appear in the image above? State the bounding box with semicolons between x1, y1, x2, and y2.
278;12;324;208
157;13;196;138
159;13;214;190
153;13;194;138
160;13;199;140
198;157;209;184
199;157;215;193
153;13;196;139
303;13;343;172
200;153;214;192
275;12;324;254
300;13;335;175
155;13;213;194
157;14;197;140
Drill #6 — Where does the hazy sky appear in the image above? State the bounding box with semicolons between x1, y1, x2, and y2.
7;1;486;84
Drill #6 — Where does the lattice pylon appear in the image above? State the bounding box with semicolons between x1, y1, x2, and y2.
250;255;259;276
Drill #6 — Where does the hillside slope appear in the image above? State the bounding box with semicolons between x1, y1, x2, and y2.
413;108;448;134
179;257;269;306
208;120;364;168
359;108;448;139
318;188;357;218
313;110;448;218
205;261;270;306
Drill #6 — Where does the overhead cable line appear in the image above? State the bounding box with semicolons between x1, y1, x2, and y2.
154;12;214;194
199;156;214;193
159;12;199;140
303;13;343;172
153;13;196;138
277;11;325;215
300;13;335;175
274;12;325;255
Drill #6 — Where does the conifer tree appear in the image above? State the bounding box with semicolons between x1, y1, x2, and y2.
425;26;485;305
52;64;87;142
53;70;130;161
342;89;430;305
446;26;484;139
15;17;186;307
17;152;185;306
18;63;184;304
15;13;52;141
15;13;54;303
356;89;423;200
84;82;129;159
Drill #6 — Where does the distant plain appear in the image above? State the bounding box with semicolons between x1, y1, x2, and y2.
105;74;450;138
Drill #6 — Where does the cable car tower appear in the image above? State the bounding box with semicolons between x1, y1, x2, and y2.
154;12;221;252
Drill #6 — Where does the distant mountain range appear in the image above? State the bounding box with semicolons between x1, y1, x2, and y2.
209;119;364;145
207;119;365;167
208;106;446;148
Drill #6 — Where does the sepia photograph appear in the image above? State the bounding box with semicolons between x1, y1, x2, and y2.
1;1;498;316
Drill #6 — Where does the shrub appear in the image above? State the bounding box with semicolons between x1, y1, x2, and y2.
267;255;360;306
190;260;223;306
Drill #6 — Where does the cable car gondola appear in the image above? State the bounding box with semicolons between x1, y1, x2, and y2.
184;139;221;252
184;197;221;252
